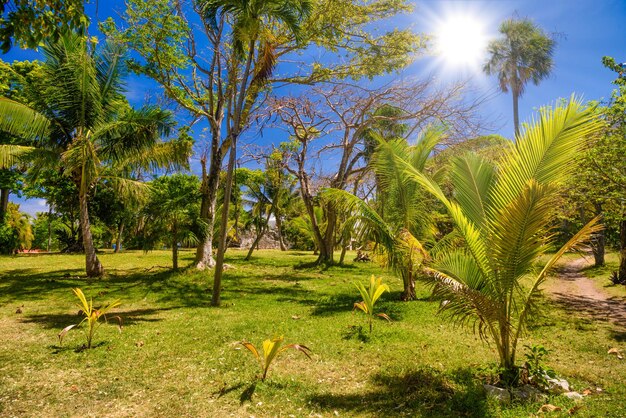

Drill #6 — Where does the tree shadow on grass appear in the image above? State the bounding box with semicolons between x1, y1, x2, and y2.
309;367;488;418
308;291;406;321
20;307;174;330
609;329;626;342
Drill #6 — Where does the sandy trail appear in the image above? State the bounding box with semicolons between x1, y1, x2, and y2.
547;257;626;329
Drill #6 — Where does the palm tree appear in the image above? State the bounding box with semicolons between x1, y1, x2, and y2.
0;32;191;276
142;174;202;270
324;127;443;301
203;0;312;306
396;98;601;380
484;18;556;137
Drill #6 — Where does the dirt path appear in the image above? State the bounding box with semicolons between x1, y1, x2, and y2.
547;257;626;329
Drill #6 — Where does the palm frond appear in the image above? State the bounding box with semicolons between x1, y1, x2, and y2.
0;144;36;168
0;98;50;140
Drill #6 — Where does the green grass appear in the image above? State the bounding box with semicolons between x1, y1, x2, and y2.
1;250;625;417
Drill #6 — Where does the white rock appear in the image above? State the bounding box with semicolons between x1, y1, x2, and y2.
483;384;511;403
563;391;583;400
546;376;570;394
511;384;543;401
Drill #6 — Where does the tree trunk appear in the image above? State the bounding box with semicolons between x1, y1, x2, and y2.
400;270;417;301
114;222;124;253
339;244;347;265
275;214;287;251
589;203;604;266
0;188;8;220
79;185;103;277
245;227;264;261
47;206;52;252
619;218;626;282
195;156;220;269
512;90;520;138
317;204;336;265
212;138;237;306
172;233;178;270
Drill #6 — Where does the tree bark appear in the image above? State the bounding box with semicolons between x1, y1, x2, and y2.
79;185;103;277
400;270;417;301
245;227;264;261
619;218;626;282
275;214;287;251
114;222;124;253
590;203;605;267
212;139;237;306
512;90;520;138
0;188;8;220
172;227;178;270
47;206;52;252
317;203;336;265
195;156;220;269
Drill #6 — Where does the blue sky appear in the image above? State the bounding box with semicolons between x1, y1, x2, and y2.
6;0;626;214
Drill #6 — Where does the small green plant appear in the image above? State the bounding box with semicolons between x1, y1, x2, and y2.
353;275;391;333
58;288;122;349
522;344;556;389
240;336;312;381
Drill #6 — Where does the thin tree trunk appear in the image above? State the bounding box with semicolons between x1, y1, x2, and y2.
512;90;520;138
591;203;605;267
172;226;178;270
275;214;287;251
245;227;264;261
79;185;103;277
114;223;124;253
0;188;8;220
213;139;237;306
47;206;52;252
339;243;347;265
619;218;626;282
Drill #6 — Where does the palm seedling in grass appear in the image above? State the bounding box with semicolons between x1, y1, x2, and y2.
354;275;392;333
240;336;312;381
390;98;603;382
59;288;122;349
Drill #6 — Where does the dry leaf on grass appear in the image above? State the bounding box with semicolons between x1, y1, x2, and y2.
538;404;562;413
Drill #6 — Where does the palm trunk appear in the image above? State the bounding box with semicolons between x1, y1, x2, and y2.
114;223;124;253
318;204;336;265
512;90;520;138
79;185;103;277
0;188;8;220
400;270;417;301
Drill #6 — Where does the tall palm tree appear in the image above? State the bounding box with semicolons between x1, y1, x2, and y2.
484;18;556;137
202;0;312;306
0;32;191;277
396;98;602;379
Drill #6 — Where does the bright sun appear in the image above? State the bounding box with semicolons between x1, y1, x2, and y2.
436;15;488;68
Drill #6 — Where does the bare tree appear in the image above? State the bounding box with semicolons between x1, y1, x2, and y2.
269;79;486;264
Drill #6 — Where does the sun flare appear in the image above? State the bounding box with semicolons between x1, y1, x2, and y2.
436;15;488;68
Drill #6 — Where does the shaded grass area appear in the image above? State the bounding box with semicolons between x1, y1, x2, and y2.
0;250;625;417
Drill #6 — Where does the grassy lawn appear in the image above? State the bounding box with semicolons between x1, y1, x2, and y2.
0;250;625;417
